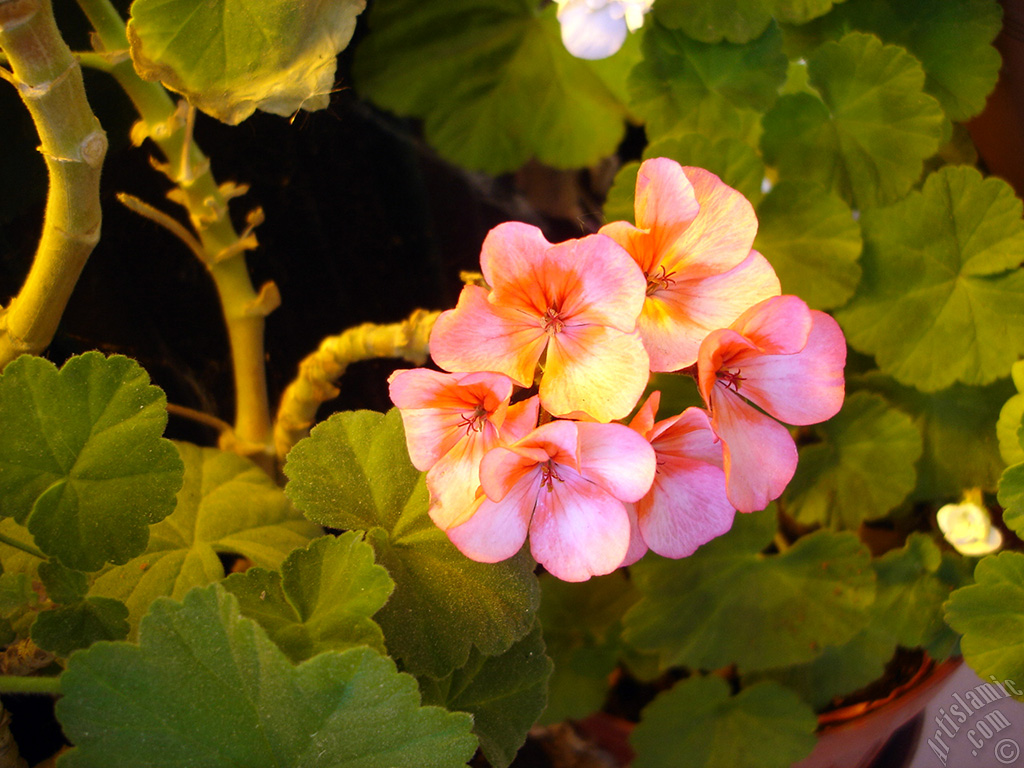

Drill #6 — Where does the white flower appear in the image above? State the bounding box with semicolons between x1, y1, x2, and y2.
937;498;1003;556
555;0;654;60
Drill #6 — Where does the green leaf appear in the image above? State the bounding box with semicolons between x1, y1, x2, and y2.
127;0;365;125
852;373;1012;500
38;560;88;604
31;597;129;657
0;571;35;614
945;552;1024;695
813;0;1003;121
352;0;630;174
538;572;639;724
622;510;875;672
753;181;861;310
999;462;1024;538
836;167;1024;392
653;0;841;44
872;534;953;649
628;20;786;144
783;392;922;528
56;584;478;768
222;532;393;663
603;161;642;226
631;676;817;768
0;353;183;572
761;32;946;210
997;362;1024;466
421;625;552;768
285;409;540;678
744;628;894;711
90;442;319;635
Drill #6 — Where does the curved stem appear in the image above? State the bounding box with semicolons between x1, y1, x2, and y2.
0;0;106;368
274;310;440;462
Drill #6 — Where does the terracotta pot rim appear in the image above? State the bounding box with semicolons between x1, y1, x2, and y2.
816;654;962;729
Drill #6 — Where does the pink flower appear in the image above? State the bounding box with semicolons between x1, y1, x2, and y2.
429;222;649;422
600;158;780;372
446;419;656;582
621;392;735;564
388;368;539;529
697;296;846;512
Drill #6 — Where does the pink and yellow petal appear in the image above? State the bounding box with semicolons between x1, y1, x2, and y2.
659;167;758;277
430;284;547;386
529;473;632;581
446;476;539;563
574;421;656;502
732;310;846;426
636;459;734;558
541;324;650;421
730;295;813;355
710;386;798;513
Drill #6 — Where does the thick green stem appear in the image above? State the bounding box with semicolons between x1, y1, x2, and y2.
0;675;60;696
0;0;106;368
75;0;277;466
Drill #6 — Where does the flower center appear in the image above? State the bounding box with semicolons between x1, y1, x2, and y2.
540;460;564;492
458;405;489;434
718;369;744;392
645;265;676;296
542;306;566;335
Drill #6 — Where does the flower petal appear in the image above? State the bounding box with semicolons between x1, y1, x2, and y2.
710;385;798;512
429;284;547;386
542;324;649;420
730;295;813;355
734;310;846;426
551;234;646;333
628;390;661;437
388;368;513;470
637;459;735;558
557;0;629;60
665;166;759;276
529;473;631;581
446;477;539;563
575;421;656;502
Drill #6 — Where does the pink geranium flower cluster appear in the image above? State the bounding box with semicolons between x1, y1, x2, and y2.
389;158;846;581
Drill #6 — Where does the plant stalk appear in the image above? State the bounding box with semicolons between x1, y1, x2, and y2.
0;0;106;368
75;0;278;467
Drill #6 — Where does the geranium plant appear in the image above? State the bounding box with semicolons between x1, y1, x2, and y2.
0;0;1020;767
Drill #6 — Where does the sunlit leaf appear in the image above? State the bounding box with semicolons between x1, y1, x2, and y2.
222;532;393;663
753;181;861;310
38;561;88;605
852;373;1012;501
352;0;631;174
57;584;478;768
127;0;365;124
784;392;922;528
999;462;1024;539
285;409;539;678
628;19;786;144
761;32;946;210
631;676;817;768
421;625;552;768
0;353;182;572
809;0;1002;121
997;362;1024;467
90;442;319;635
622;510;875;672
31;597;128;657
945;552;1024;697
872;534;954;649
836;166;1024;391
744;628;894;711
653;0;841;44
